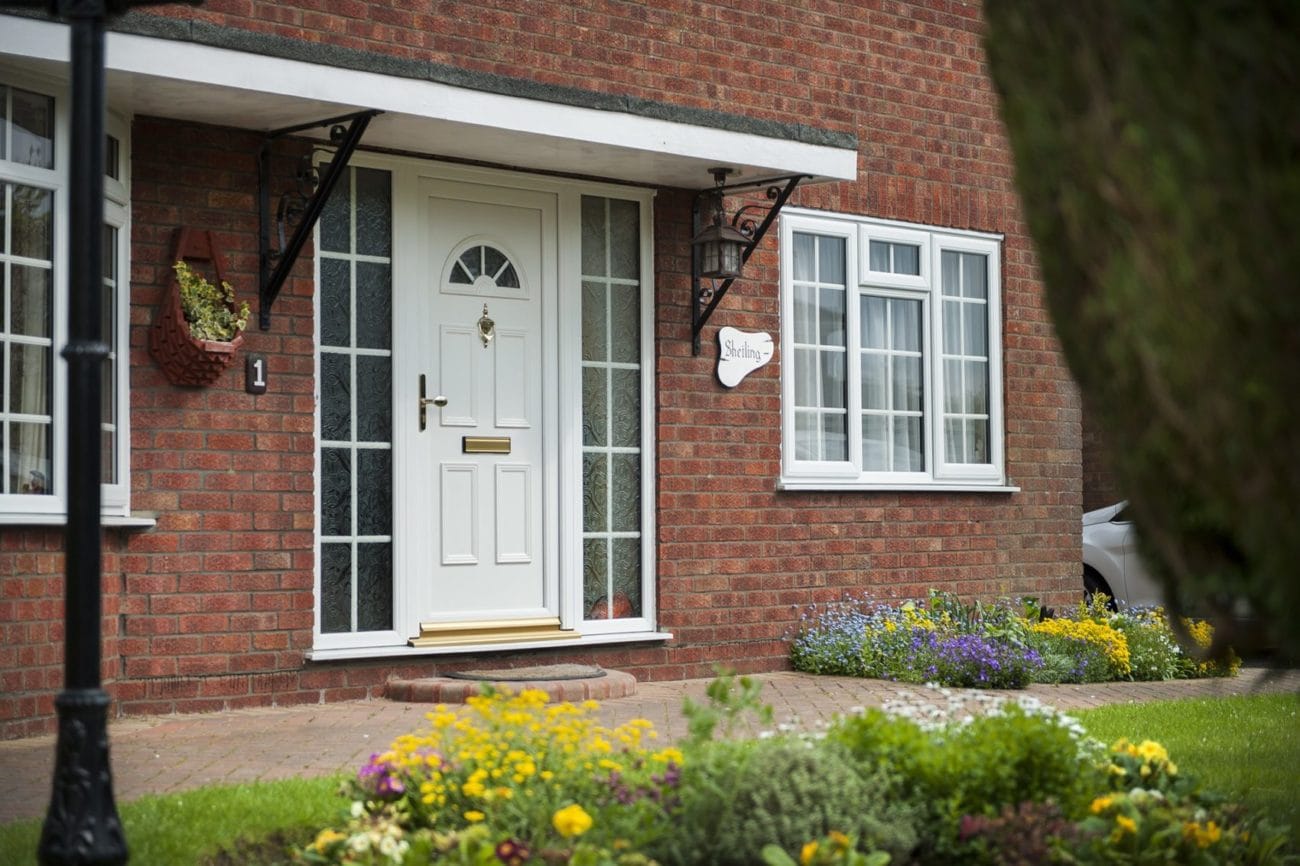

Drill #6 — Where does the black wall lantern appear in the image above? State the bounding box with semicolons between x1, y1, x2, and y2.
690;167;810;355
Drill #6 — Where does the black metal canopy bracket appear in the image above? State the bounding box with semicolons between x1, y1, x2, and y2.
258;109;380;330
690;173;809;355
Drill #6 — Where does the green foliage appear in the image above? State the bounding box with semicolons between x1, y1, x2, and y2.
1109;611;1183;681
174;259;250;342
661;739;918;866
982;0;1300;659
956;801;1080;866
830;702;1105;862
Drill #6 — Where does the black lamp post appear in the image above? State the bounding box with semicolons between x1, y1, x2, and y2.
0;1;196;863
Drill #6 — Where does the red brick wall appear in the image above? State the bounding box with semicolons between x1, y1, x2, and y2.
0;0;1081;738
1082;409;1124;512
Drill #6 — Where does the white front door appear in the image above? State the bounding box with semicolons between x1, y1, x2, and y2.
399;178;558;630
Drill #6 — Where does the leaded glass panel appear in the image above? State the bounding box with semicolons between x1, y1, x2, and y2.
580;195;643;620
317;166;394;635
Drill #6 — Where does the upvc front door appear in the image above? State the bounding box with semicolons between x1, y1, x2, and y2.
396;178;560;640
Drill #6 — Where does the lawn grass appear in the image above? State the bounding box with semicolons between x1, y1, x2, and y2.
1074;690;1300;838
0;774;344;866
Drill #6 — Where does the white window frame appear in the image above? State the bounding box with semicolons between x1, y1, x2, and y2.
0;67;134;523
780;209;1012;492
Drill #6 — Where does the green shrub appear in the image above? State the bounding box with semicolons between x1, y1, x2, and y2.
661;739;919;866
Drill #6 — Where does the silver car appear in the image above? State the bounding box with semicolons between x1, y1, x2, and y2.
1082;502;1161;609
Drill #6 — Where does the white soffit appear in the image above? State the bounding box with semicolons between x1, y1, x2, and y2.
0;16;858;189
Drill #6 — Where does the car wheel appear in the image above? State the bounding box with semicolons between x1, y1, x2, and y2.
1084;566;1118;611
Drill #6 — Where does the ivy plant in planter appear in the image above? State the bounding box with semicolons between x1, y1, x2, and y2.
173;260;249;342
149;228;251;386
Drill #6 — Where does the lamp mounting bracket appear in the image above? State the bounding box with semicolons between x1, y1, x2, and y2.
690;172;809;355
258;109;381;330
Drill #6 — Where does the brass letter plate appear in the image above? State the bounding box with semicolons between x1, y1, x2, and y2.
463;436;511;454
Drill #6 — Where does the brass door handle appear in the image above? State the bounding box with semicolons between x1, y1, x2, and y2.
418;375;447;430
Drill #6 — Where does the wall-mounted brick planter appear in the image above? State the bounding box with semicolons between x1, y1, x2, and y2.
149;227;244;387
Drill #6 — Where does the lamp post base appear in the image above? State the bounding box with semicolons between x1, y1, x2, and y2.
38;689;127;866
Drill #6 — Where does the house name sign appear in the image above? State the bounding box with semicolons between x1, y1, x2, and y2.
716;326;774;388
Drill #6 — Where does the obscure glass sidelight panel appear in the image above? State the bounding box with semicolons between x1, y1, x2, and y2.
354;167;391;258
609;199;640;280
581;281;607;362
581;195;643;620
320;543;352;633
357;543;393;632
610;285;639;364
611;537;642;617
582;452;607;533
610;368;640;447
581;366;607;447
355;355;391;441
319;169;350;254
610;453;640;532
582;538;608;617
320;352;351;441
355;262;392;350
321;447;352;537
317;165;394;636
319;257;351;348
356;448;392;536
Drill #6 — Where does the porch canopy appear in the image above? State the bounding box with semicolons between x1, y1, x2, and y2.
1;14;859;190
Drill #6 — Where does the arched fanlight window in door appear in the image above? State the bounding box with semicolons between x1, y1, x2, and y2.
448;243;520;290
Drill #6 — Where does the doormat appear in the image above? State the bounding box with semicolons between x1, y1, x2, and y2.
445;663;606;682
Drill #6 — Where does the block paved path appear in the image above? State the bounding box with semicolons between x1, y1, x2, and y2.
2;666;1296;826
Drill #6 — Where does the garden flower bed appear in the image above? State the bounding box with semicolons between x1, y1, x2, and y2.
790;591;1239;686
294;674;1292;866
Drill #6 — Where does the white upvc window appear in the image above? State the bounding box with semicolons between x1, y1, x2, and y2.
0;70;132;522
780;211;1008;491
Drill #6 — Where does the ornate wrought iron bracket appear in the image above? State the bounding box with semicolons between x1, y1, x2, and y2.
690;173;808;355
258;109;380;329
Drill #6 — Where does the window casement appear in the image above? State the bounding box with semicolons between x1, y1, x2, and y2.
0;72;132;522
780;211;1008;491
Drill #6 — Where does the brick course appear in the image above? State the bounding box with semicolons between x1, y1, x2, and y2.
0;0;1082;739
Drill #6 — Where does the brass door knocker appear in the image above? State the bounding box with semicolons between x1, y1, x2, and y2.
477;303;495;348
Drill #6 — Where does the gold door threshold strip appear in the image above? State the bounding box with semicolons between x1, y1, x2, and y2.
408;617;579;648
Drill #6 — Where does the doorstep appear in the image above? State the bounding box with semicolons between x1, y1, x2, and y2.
385;664;637;703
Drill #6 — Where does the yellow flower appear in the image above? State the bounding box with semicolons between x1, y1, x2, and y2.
463;810;485;823
553;803;593;838
1136;740;1168;763
1183;820;1222;848
1089;796;1114;814
311;829;347;852
800;840;820;865
1115;815;1137;835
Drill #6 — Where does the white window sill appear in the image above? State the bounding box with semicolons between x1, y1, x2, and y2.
0;512;157;528
308;629;673;662
778;479;1020;494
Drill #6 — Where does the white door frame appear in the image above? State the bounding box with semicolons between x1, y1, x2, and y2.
314;152;657;651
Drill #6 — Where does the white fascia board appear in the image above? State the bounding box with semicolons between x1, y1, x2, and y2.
2;15;858;189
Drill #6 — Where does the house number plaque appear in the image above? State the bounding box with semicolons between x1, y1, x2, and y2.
245;353;268;394
716;326;773;388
